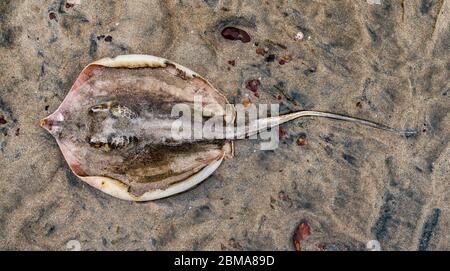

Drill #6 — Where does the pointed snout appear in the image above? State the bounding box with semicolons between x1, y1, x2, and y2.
40;112;64;136
40;117;53;132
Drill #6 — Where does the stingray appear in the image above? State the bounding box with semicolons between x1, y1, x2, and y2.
40;54;415;201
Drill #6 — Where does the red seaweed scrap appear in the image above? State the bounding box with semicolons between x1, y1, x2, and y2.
0;114;7;125
318;242;327;250
245;79;260;92
278;190;286;200
297;136;307;146
221;27;251;43
293;221;311;251
279;127;286;138
65;2;75;8
227;60;236;66
48;12;57;20
297;133;307;146
245;79;261;97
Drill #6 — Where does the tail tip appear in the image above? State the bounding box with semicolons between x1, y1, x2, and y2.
401;129;417;138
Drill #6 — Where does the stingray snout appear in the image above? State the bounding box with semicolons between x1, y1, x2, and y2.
40;112;65;136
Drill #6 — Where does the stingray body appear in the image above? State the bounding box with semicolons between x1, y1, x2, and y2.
40;54;414;201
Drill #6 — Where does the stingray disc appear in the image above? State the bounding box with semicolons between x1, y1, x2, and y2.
41;54;235;201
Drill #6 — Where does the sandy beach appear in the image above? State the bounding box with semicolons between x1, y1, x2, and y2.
0;0;449;250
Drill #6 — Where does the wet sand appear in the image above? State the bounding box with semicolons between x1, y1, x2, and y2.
0;0;449;250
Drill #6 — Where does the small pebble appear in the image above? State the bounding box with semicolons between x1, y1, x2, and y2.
265;54;276;62
241;97;251;109
279;55;292;65
256;47;267;56
367;0;381;4
294;31;304;41
278;190;286;200
304;67;316;75
228;238;238;248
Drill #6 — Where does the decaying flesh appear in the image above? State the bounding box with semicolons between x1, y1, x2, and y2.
40;55;415;201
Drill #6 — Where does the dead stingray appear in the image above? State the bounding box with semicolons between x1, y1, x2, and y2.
40;54;416;201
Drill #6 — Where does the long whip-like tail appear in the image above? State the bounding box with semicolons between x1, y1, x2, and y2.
239;110;416;138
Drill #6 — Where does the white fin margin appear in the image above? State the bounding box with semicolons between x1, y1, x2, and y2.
80;156;224;201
